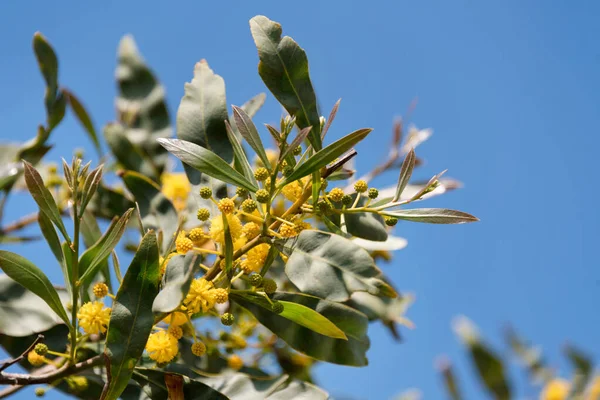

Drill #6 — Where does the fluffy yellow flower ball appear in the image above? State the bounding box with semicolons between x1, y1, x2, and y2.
161;173;191;211
209;214;243;245
240;243;270;274
540;378;570;400
145;331;178;364
184;278;216;314
77;301;111;334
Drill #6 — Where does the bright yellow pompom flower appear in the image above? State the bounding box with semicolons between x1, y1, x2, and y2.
209;214;243;245
540;378;569;400
184;278;216;314
145;331;179;363
77;301;111;334
27;351;46;367
281;179;305;202
162;311;188;326
161;173;191;211
175;231;194;254
240;243;270;274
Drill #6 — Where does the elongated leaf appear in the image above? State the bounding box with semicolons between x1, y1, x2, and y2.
240;92;266;117
0;251;70;328
382;208;479;224
438;358;462;400
454;316;511;400
279;230;395;302
63;89;102;156
22;161;69;241
152;253;196;314
104;123;157;178
250;16;322;150
78;208;134;286
0;274;69;336
232;291;369;366
37;212;69;289
328;194;388;241
115;35;171;181
280;126;311;161
79;164;103;217
103;231;161;400
280;128;371;186
231;291;346;340
157;138;258;192
393;148;416;202
177;59;232;187
321;99;341;139
232;105;270;170
225;121;259;188
33;32;59;115
565;345;593;397
504;327;552;383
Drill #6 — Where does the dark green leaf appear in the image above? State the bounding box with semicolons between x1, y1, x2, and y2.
250;16;322;150
115;35;171;181
454;316;511;400
232;291;369;366
88;183;135;220
63;89;102;156
393;148;416;202
78;208;134;286
279;230;395;302
104;123;157;178
33;32;59;114
231;291;346;340
22;160;69;241
0;251;70;328
103;231;161;400
225;120;259;188
280;126;311;161
565;345;593;397
382;208;479;224
152;253;196;314
37;212;69;289
280;128;371;187
232;105;270;170
328;194;388;241
79;164;104;217
0;274;69;336
131;368;228;400
157;138;258;192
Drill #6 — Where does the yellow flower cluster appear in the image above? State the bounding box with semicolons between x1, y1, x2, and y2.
209;214;243;245
540;379;569;400
161;173;191;211
146;331;178;363
281;179;305;202
184;278;220;314
280;220;312;238
240;243;270;274
175;231;194;254
77;301;111;334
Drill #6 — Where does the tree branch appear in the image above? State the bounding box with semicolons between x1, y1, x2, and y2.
0;335;44;373
0;355;104;386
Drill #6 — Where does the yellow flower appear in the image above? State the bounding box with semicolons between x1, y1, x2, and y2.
328;188;345;202
66;376;89;392
77;301;111;334
27;351;46;367
184;278;216;314
191;341;207;357
540;378;569;400
189;228;204;243
242;222;261;240
240;243;270;274
209;214;243;245
234;236;247;251
227;354;244;370
161;173;190;211
175;231;194;254
168;325;183;339
282;179;305;202
218;198;235;214
279;223;297;237
162;311;188;326
92;282;109;298
213;288;229;304
145;331;178;363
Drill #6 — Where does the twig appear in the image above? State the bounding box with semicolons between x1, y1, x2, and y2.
0;355;104;386
0;335;44;373
0;212;39;235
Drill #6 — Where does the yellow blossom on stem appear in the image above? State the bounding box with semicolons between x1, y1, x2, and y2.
218;198;235;214
242;222;261;240
279;224;297;237
209;214;243;245
191;341;207;357
228;354;244;370
213;288;229;304
168;325;183;339
540;378;569;400
27;351;46;367
162;311;188;326
184;278;216;314
92;282;109;298
145;331;178;364
161;173;191;211
175;231;194;254
77;301;111;334
282;179;305;202
240;243;270;274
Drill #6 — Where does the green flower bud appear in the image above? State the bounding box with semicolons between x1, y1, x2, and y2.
199;187;212;199
196;208;210;221
34;343;48;356
241;199;257;213
262;278;277;295
384;216;398;226
256;189;270;203
236;187;248;197
221;313;235;326
249;273;263;287
35;388;45;397
368;188;379;199
282;165;294;177
341;195;353;206
271;301;284;314
254;167;269;182
292;146;302;156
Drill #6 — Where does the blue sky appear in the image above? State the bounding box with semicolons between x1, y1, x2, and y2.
1;1;599;398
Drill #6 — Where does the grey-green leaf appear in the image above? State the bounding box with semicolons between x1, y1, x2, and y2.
157;138;258;192
0;251;71;328
250;16;322;150
231;291;369;366
78;208;134;287
177;60;232;185
103;231;161;400
393;148;416;202
280;128;371;187
63;89;102;156
232;105;270;170
22;160;70;241
382;208;479;224
152;253;197;314
225;120;260;188
279;230;395;302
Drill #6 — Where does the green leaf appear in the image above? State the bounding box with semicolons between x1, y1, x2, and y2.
115;35;171;181
152;253;197;315
328;194;388;241
63;89;102;156
240;92;266;117
438;359;462;400
504;327;552;383
231;291;346;340
454;316;511;400
0;274;69;336
279;230;395;302
250;15;322;150
22;160;69;241
280;126;311;161
381;208;479;224
321;99;341;139
157;138;259;193
78;208;134;287
393;148;416;202
131;368;228;400
232;105;270;170
565;345;593;397
225;120;260;188
0;251;71;328
232;291;369;366
37;212;69;290
104;123;158;178
103;231;161;400
33;32;59;114
176;59;233;186
280;128;371;187
88;183;135;220
347;291;413;341
79;163;104;217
